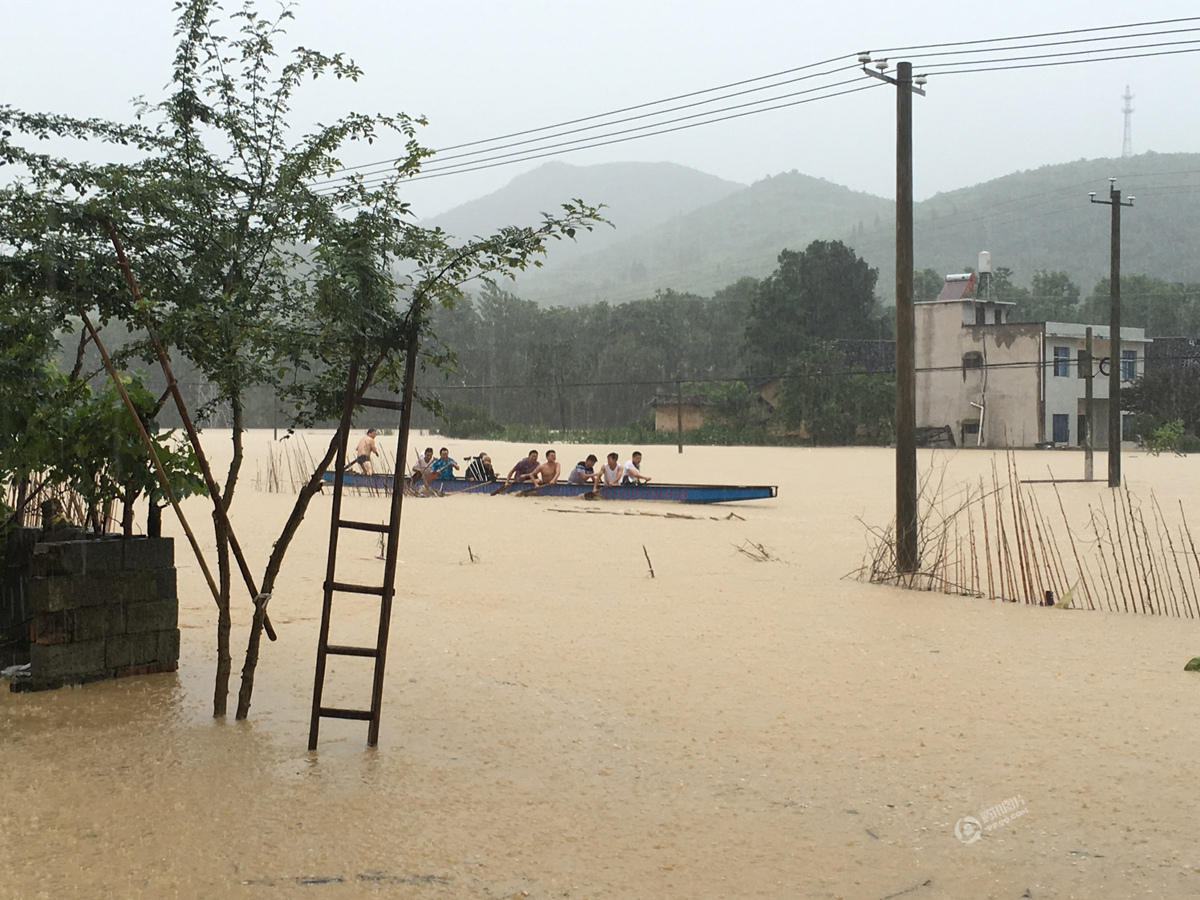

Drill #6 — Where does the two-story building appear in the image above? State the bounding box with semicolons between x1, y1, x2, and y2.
915;276;1149;448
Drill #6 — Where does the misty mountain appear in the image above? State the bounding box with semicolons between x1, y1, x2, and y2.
427;152;1200;308
424;159;744;262
509;170;894;305
852;151;1200;301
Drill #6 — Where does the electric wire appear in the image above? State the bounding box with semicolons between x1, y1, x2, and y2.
313;18;1200;196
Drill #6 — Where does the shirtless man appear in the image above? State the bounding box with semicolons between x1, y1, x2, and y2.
505;450;539;485
600;452;623;486
529;449;561;486
352;428;379;474
621;450;650;485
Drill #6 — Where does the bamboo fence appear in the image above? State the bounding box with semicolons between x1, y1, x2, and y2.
855;452;1200;618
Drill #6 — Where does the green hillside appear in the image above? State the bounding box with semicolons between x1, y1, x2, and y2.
513;170;893;305
429;153;1200;308
425;160;744;261
851;151;1200;302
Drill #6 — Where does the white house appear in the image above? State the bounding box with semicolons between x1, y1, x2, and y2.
914;279;1149;448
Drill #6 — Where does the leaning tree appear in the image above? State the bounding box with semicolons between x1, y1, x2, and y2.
0;0;603;717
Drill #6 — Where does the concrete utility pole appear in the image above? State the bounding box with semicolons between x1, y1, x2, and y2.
1090;179;1134;488
861;54;926;573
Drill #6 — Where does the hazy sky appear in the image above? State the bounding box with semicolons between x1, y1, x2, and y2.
5;1;1199;217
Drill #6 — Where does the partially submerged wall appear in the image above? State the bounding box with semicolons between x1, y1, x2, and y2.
4;534;179;691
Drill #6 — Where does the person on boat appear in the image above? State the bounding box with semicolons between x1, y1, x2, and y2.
600;452;623;486
430;447;460;481
620;451;651;485
529;449;561;486
567;454;600;486
465;453;496;482
351;428;379;474
505;450;539;485
411;447;436;493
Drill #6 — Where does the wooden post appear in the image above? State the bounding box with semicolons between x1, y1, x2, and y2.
1108;186;1122;488
676;380;684;454
895;61;918;573
1084;327;1094;481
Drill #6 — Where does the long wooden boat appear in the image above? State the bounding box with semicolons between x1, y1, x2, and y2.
322;472;777;504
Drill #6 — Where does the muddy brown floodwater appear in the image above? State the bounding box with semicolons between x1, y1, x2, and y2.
3;432;1200;898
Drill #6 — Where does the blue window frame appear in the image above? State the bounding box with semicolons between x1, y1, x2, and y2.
1052;413;1069;443
1121;349;1137;381
1053;346;1070;377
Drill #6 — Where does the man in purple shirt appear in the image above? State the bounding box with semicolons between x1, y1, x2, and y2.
505;449;539;486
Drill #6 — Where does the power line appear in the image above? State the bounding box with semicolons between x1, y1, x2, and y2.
314;81;884;194
310;62;862;187
314;18;1200;196
873;15;1200;54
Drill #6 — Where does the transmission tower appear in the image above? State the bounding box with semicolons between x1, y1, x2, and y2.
1122;85;1134;157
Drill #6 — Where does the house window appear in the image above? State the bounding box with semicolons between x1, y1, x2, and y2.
993;309;1002;324
1053;346;1070;377
1121;349;1137;381
1076;350;1088;379
961;422;980;446
975;306;985;325
1052;413;1069;443
962;351;983;379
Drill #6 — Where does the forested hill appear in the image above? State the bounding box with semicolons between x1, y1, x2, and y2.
509;170;893;306
853;151;1200;300
424;160;744;260
429;153;1200;306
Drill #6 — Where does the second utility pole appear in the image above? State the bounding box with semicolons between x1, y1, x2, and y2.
1090;179;1134;488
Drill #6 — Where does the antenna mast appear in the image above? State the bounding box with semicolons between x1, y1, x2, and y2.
1122;85;1134;158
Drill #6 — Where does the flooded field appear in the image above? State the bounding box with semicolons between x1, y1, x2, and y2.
3;433;1199;898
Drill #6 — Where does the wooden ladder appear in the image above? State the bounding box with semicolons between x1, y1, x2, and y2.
308;356;414;749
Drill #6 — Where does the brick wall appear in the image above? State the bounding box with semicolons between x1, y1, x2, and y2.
4;535;179;692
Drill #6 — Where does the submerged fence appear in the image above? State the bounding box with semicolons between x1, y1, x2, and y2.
857;454;1200;618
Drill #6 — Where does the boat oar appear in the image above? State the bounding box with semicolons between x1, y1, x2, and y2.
583;481;607;501
517;480;557;497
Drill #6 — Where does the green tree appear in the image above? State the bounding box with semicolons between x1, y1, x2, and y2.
914;267;944;302
744;241;879;372
1125;353;1200;438
776;340;894;445
1;0;602;718
1081;275;1200;336
1011;269;1080;322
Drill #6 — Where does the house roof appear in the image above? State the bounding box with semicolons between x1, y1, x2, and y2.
1043;322;1150;342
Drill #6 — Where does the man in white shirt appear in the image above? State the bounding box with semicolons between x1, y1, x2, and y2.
621;451;650;485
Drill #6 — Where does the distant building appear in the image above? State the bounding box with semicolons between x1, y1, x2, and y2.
915;287;1149;448
651;393;709;432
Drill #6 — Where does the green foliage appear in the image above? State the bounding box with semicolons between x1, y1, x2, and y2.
744;241;880;373
1011;270;1080;322
1080;276;1200;336
1143;419;1187;456
776;341;895;445
435;402;503;440
1124;355;1200;439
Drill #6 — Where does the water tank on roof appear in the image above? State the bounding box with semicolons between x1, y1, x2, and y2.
978;250;992;274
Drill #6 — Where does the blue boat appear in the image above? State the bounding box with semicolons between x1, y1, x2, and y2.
322;472;776;504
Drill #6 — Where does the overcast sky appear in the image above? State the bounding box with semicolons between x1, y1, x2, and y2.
5;1;1199;218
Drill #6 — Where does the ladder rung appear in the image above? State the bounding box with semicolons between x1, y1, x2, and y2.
360;396;404;411
325;581;387;596
318;706;373;721
338;519;389;533
326;644;379;658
